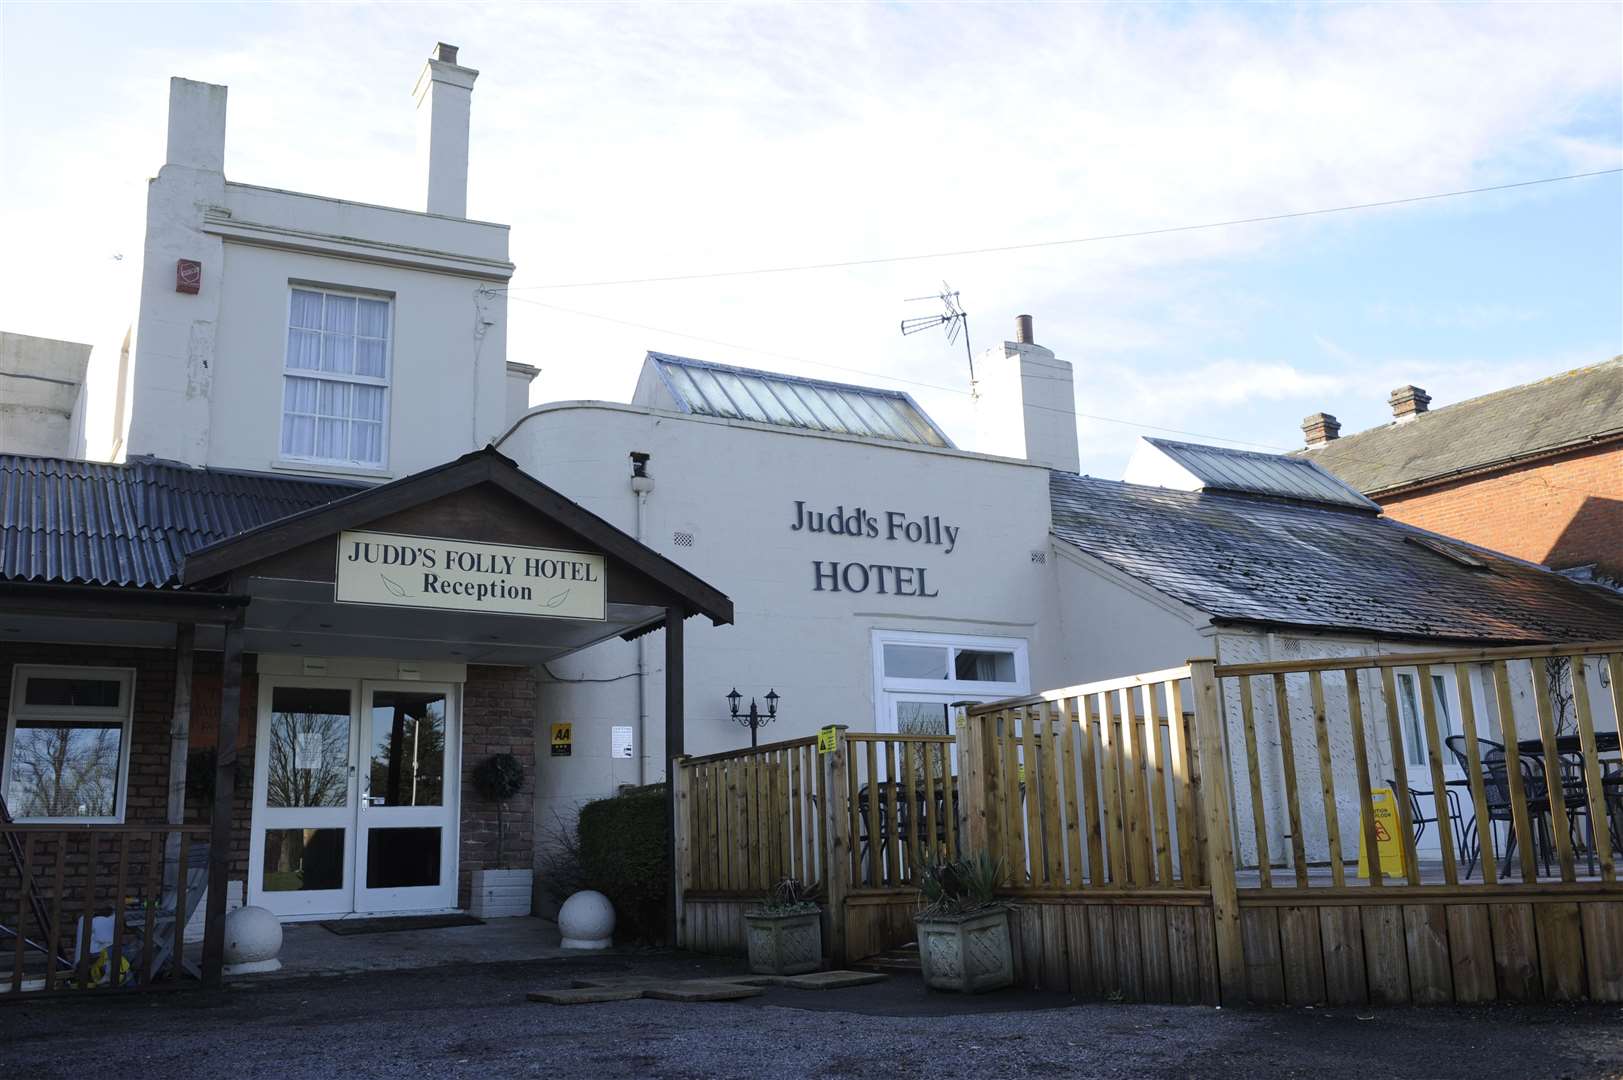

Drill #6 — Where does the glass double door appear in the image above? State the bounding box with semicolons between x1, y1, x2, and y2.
250;678;459;917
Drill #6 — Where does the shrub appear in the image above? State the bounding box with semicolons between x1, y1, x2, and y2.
575;786;668;942
917;850;1004;918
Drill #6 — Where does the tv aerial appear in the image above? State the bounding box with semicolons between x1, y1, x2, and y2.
901;282;977;397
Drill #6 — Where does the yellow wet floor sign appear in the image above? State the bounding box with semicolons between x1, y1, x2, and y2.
1357;786;1406;878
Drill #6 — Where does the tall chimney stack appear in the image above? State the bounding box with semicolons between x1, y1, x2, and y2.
1388;385;1430;423
972;313;1081;473
1302;412;1341;448
413;43;478;217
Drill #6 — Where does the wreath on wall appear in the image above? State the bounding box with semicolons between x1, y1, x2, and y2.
473;753;526;869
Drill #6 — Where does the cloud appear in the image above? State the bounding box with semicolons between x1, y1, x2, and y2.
1;1;1617;477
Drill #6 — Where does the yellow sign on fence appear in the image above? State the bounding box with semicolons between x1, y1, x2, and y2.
817;725;838;754
1357;786;1406;878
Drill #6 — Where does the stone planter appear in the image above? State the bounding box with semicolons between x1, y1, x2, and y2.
469;868;532;919
745;909;823;975
915;906;1013;993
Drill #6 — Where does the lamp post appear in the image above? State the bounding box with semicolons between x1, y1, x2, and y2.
728;687;780;748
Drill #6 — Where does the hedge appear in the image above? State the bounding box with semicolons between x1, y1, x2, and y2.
576;786;668;943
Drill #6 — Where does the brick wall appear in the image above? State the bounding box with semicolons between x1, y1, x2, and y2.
1378;441;1623;581
0;641;257;937
458;664;537;909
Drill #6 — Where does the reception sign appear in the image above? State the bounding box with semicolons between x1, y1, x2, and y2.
336;530;606;621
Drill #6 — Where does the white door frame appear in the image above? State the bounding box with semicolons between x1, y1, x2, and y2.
247;675;462;918
354;680;461;914
247;674;362;918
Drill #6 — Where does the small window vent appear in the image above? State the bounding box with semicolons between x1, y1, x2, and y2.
673;531;695;548
1029;550;1047;565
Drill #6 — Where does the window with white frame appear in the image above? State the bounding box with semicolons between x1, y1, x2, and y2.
871;630;1029;736
1396;669;1459;767
3;667;136;822
282;286;391;468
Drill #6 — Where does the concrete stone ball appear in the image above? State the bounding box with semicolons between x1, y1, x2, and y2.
558;889;615;948
223;905;283;964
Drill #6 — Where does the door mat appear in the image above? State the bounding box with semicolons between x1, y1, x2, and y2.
322;914;485;936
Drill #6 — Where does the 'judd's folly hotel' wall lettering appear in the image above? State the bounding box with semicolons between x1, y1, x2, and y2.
790;500;958;597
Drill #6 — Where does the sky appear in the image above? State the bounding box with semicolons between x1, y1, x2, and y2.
2;1;1620;478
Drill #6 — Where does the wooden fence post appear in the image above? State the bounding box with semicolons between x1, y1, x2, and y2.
956;706;989;857
672;755;692;949
821;726;852;966
1190;659;1245;1005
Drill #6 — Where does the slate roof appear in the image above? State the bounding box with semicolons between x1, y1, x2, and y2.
645;352;954;448
1140;438;1378;510
1049;471;1623;644
0;454;361;588
1304;357;1623;494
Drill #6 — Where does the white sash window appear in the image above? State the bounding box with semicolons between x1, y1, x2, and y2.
282;287;392;468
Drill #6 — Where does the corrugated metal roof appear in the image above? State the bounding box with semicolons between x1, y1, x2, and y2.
1144;438;1379;510
1303;356;1623;493
0;455;361;588
647;352;954;448
1049;471;1623;645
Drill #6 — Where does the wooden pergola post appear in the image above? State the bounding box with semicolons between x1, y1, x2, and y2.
164;623;196;877
202;616;245;988
663;607;685;946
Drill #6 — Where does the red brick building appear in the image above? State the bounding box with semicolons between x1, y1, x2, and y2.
1300;357;1623;585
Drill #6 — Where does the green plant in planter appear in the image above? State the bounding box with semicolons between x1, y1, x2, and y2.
472;753;525;869
916;850;1003;918
750;877;819;917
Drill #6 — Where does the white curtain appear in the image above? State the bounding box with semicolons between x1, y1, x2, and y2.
282;290;389;467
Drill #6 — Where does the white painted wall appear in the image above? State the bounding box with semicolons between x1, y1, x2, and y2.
499;399;1066;865
0;332;91;457
97;59;514;477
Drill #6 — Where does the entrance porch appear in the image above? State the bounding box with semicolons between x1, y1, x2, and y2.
0;448;731;995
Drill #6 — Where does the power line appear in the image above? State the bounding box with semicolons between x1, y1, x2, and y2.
497;168;1622;292
503;290;1615;499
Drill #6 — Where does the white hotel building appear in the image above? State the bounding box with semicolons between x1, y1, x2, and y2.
4;44;1621;943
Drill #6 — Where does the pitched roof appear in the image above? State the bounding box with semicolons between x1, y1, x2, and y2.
643;352;953;448
1138;438;1378;510
1304;357;1623;494
1049;471;1623;644
180;447;733;626
0;454;359;588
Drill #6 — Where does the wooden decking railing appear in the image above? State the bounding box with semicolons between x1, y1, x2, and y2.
1212;641;1623;893
681;737;824;895
1;824;209;997
962;667;1206;893
673;641;1623;1005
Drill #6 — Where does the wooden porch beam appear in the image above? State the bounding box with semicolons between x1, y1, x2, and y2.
163;623;196;876
664;607;685;946
202;616;244;989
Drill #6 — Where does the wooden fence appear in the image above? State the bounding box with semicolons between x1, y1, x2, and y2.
673;641;1623;1007
1;824;209;997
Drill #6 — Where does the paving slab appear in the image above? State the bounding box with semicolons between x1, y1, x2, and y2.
526;987;648;1005
782;969;890;990
643;979;765;1002
569;975;674;990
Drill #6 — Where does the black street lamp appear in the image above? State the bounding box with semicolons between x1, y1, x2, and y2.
728;687;780;748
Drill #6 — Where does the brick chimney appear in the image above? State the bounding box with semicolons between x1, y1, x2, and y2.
413;43;478;217
1388;384;1430;423
1302;412;1340;448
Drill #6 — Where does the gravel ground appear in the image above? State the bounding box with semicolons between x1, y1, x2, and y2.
4;952;1623;1080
